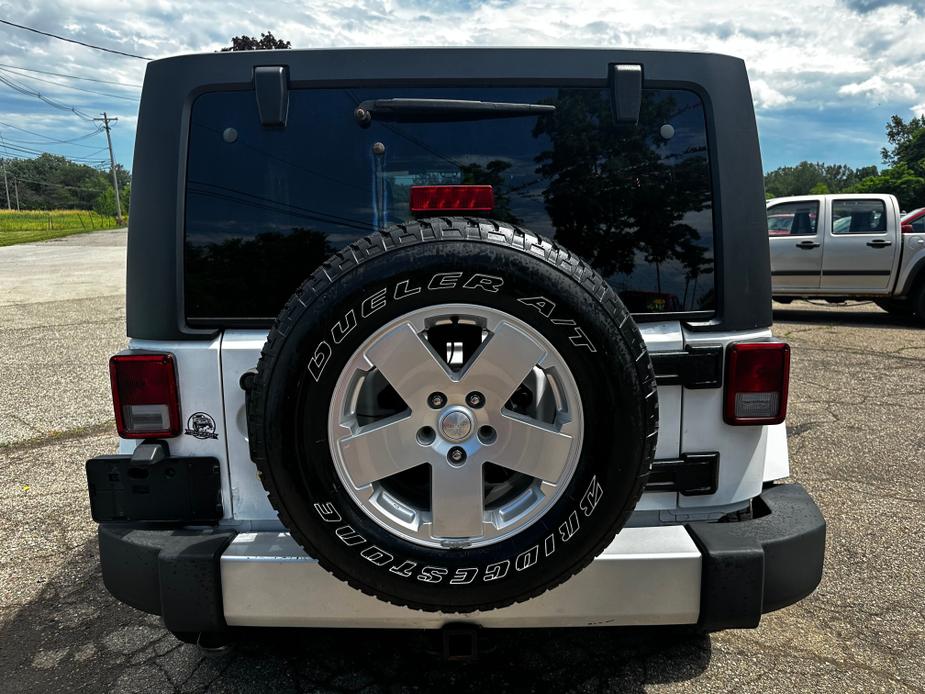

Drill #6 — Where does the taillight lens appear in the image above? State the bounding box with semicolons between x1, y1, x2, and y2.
724;342;790;425
109;353;181;438
410;185;494;213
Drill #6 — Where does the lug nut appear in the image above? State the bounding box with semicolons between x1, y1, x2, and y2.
448;446;467;465
428;392;447;409
478;425;497;445
466;391;485;408
416;426;436;446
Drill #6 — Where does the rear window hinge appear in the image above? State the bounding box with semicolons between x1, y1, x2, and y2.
609;63;642;125
254;66;289;127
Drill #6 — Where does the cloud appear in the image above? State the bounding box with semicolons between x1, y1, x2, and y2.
751;79;795;110
839;75;917;101
0;0;922;171
842;0;924;15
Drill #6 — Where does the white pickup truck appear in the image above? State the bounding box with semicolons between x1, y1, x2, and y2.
767;193;925;321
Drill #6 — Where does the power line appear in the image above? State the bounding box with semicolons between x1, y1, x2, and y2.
0;134;104;149
0;140;109;163
0;126;108;163
0;72;95;120
0;120;104;147
0;62;142;88
0;19;151;60
0;67;139;102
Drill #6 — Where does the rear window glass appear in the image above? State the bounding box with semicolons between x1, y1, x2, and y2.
184;86;715;321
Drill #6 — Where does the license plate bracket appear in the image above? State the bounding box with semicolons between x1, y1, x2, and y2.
86;455;223;522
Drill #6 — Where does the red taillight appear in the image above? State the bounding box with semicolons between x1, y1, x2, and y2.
109;353;181;438
410;185;494;213
724;342;790;425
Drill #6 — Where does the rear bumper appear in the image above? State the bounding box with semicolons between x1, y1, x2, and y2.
96;483;824;632
688;483;826;630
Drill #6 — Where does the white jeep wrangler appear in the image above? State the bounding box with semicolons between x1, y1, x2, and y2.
87;47;825;647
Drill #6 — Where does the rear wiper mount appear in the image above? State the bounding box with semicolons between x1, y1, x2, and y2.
354;98;555;126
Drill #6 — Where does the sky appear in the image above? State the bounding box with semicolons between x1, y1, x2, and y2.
0;0;924;175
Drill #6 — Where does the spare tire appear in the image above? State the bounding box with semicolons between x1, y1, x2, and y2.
247;217;658;613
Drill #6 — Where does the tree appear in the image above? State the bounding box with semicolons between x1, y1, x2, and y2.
95;183;131;216
458;160;520;224
185;228;334;316
2;154;119;210
764;161;878;198
881;114;925;166
810;182;830;195
849;163;925;211
531;88;712;300
849;114;925;210
221;32;291;51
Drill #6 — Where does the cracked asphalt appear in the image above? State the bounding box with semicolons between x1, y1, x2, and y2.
1;231;924;692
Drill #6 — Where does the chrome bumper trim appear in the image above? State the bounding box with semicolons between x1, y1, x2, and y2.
220;526;701;628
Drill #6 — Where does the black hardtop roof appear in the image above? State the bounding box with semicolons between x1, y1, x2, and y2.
143;46;746;85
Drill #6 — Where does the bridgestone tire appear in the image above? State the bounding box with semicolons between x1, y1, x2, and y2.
247;217;658;613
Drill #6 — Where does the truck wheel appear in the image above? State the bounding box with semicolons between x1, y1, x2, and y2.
246;217;658;613
915;284;925;323
873;299;914;317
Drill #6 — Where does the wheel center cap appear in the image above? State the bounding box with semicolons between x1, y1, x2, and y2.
439;409;474;442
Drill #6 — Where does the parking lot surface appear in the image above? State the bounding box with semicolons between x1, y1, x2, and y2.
1;232;923;692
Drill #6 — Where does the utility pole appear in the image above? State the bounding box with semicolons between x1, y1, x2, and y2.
0;157;9;210
94;112;123;225
13;178;19;211
0;132;11;210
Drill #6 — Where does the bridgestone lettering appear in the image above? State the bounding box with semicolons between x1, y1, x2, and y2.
311;489;602;585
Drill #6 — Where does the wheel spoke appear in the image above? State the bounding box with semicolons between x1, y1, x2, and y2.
430;458;485;539
491;412;574;483
335;414;426;487
460;321;548;404
364;322;455;406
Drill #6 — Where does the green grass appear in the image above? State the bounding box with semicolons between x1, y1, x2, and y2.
0;210;124;247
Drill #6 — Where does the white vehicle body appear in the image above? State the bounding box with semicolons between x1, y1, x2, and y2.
88;48;825;641
116;323;788;628
768;193;925;300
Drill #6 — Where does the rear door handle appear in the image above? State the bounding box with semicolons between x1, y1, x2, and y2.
866;239;892;248
795;241;820;249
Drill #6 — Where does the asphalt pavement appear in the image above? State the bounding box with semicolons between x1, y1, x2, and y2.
0;230;126;446
1;231;923;692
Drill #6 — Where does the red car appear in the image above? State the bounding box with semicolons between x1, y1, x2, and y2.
902;207;925;233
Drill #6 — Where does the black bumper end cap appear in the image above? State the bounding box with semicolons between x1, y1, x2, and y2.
98;525;236;633
687;483;826;631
